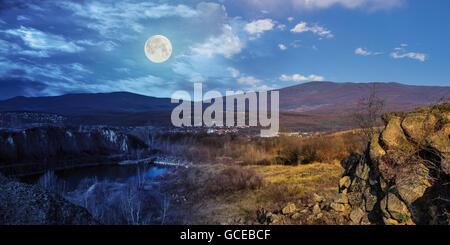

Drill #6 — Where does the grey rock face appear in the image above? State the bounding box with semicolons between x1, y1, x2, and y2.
0;174;98;225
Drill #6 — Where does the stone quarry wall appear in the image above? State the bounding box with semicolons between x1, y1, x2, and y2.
0;126;148;176
332;103;450;225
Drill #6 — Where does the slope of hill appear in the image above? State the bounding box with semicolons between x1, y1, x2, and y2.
0;82;448;131
278;82;449;113
276;82;449;131
0;92;175;115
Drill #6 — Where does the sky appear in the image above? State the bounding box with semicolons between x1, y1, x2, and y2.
0;0;449;99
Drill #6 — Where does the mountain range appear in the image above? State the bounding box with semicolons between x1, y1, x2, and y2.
0;82;448;131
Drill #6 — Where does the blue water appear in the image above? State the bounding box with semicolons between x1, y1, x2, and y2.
145;167;167;179
25;164;168;190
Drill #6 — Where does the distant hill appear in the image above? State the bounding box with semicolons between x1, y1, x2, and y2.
278;81;448;112
0;92;175;116
276;82;449;131
0;82;448;131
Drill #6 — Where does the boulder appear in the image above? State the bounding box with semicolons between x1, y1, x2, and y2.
395;164;431;205
363;187;378;212
401;113;436;145
349;207;365;224
369;133;386;162
381;192;411;222
379;178;389;192
313;193;324;203
312;204;321;214
291;213;302;220
268;213;280;224
441;159;450;175
339;176;352;190
426;123;450;159
348;177;365;193
360;214;371;225
333;193;348;204
381;116;415;155
347;192;364;208
383;217;400;225
330;202;348;213
341;153;361;175
355;160;370;180
282;203;296;215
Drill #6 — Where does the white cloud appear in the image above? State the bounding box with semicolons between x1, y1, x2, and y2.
17;15;31;21
390;51;426;62
77;39;118;51
227;67;240;78
244;19;275;35
0;39;48;57
237;76;262;85
278;44;287;50
191;24;243;58
4;26;84;55
57;1;198;39
0;59;92;88
390;44;427;62
355;47;383;56
290;21;333;38
280;74;325;82
287;17;294;22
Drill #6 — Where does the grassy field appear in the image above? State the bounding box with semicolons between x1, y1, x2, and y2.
181;161;344;224
162;130;365;224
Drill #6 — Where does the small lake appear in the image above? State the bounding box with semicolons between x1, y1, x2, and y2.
23;163;168;190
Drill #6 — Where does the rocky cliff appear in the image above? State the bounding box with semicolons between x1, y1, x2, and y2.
0;126;148;176
0;173;98;225
332;103;449;225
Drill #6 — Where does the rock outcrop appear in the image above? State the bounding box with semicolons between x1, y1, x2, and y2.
333;103;450;225
0;126;148;176
0;173;98;225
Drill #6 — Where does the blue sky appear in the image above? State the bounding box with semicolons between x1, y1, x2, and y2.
0;0;449;99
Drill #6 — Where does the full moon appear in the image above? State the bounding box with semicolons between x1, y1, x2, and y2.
144;35;172;63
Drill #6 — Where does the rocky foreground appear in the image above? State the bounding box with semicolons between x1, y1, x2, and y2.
335;103;449;225
257;103;449;225
0;173;98;225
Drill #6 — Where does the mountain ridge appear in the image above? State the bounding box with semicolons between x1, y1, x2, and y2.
1;81;448;131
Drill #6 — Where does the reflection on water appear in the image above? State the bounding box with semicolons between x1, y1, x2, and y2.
24;163;168;191
145;167;167;179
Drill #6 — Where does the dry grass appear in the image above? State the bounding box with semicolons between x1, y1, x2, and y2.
164;130;363;224
181;161;344;224
137;130;366;166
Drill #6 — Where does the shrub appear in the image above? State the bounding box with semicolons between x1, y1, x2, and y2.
262;184;294;206
208;166;264;194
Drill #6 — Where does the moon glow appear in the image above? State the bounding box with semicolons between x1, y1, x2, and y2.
145;35;172;63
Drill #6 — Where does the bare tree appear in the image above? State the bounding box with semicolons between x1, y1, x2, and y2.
161;194;171;225
120;181;143;225
352;83;385;142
